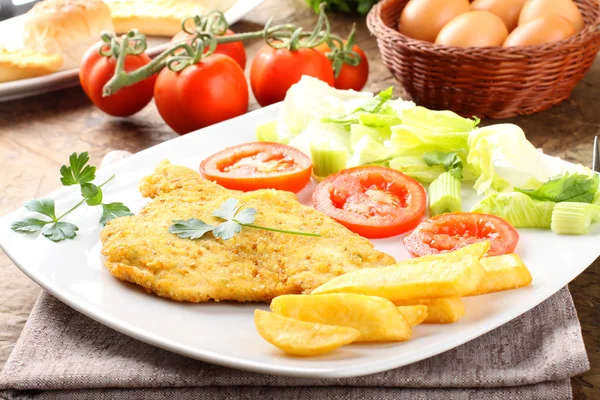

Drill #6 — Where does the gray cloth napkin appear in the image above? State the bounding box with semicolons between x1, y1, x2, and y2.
0;286;588;400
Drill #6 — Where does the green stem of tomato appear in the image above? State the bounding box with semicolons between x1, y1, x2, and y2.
114;36;128;75
209;29;266;44
100;6;358;97
102;30;267;97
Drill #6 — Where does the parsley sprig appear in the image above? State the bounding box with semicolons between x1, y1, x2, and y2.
169;198;321;240
11;152;132;242
515;172;599;203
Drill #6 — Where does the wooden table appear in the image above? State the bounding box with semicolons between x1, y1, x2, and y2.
0;0;598;397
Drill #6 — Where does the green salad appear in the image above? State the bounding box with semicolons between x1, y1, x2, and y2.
256;76;600;235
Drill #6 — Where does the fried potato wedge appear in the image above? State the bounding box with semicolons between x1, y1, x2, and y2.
468;254;532;296
395;298;465;324
312;242;489;302
271;294;411;342
400;241;490;266
254;310;360;356
396;305;428;326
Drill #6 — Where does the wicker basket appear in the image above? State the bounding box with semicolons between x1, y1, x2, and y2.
367;0;600;118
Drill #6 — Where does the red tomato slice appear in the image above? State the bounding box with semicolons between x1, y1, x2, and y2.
404;212;519;257
312;166;427;238
200;142;312;193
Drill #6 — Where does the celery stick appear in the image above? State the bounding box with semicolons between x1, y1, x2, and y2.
428;172;462;216
551;202;600;235
310;141;348;180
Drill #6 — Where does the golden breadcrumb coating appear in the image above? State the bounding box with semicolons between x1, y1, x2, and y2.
101;161;395;303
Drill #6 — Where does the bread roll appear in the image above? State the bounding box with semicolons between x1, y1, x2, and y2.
23;0;114;70
0;48;63;83
109;0;236;37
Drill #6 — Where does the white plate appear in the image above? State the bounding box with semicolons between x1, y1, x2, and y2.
0;103;599;378
0;0;265;102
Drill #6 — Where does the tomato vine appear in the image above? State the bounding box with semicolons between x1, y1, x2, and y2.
100;5;362;96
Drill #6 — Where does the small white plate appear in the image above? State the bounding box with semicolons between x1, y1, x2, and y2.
0;0;265;102
0;103;598;378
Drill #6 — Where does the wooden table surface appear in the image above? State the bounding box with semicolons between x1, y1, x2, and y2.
0;0;598;398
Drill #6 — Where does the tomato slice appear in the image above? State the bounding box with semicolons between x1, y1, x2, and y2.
312;166;427;238
200;142;312;193
404;212;519;257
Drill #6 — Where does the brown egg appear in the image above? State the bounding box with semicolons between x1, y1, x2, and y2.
471;0;528;31
435;11;509;47
504;15;576;46
398;0;471;42
519;0;584;32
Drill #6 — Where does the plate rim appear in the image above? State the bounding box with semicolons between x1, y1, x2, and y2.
0;103;598;378
0;103;597;378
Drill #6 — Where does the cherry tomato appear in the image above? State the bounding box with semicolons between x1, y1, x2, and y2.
170;29;246;69
200;142;312;192
154;54;249;135
314;42;369;91
250;45;334;107
79;42;157;117
404;212;520;257
312;166;427;238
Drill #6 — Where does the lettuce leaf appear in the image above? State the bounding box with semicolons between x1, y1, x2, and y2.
467;124;559;195
389;156;446;184
389;106;477;158
390;125;470;159
321;87;395;126
347;135;393;167
256;120;291;144
255;76;372;155
352;87;394;113
281;76;372;135
287;121;350;158
362;155;477;184
423;151;464;180
360;156;443;183
386;107;481;183
357;111;402;128
350;124;390;151
400;107;479;133
471;192;556;228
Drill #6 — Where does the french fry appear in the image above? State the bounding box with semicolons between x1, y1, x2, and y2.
396;298;465;324
396;305;428;326
311;242;489;302
400;241;490;266
468;254;532;296
254;310;360;356
271;293;411;342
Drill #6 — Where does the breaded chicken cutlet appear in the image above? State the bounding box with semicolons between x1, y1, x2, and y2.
100;161;395;303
